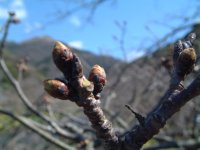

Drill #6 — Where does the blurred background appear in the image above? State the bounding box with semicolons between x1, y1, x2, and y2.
1;0;200;149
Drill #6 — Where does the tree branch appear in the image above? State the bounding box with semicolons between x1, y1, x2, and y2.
0;108;76;150
0;13;83;142
120;34;198;150
44;33;200;150
0;13;94;150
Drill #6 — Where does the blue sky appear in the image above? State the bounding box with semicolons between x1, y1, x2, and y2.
0;0;200;60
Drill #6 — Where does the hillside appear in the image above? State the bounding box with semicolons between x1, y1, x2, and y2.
5;36;124;77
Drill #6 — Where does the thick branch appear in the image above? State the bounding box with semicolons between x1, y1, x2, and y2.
44;33;199;150
76;95;120;150
121;39;198;149
121;75;200;149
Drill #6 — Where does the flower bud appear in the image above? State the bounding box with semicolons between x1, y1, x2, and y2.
88;65;106;99
176;48;196;76
52;41;73;80
43;79;70;100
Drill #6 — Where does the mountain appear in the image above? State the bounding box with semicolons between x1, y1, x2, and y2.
5;36;124;77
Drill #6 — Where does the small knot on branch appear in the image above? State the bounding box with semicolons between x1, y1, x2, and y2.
125;104;145;127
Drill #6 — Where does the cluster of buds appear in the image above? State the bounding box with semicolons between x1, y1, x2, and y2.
173;33;197;77
44;41;107;101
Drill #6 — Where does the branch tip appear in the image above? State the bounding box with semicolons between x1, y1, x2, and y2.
125;104;145;127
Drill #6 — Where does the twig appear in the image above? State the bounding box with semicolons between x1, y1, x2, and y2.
0;108;76;150
42;0;111;28
0;57;78;140
0;16;12;57
125;105;145;127
113;20;128;61
145;23;193;53
0;13;82;141
144;137;200;150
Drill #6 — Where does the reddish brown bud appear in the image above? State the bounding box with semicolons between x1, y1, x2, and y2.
43;79;70;100
88;65;106;99
52;41;73;80
176;48;196;76
89;65;106;84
